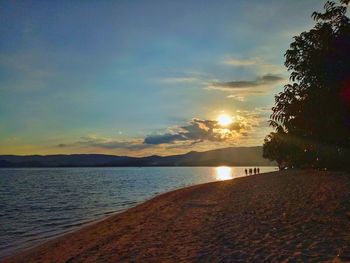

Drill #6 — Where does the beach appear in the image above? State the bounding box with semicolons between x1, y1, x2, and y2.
4;170;350;262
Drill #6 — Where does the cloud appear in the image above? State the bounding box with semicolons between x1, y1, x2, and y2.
226;94;245;101
144;117;253;145
58;135;150;151
57;110;267;154
159;77;199;84
222;58;257;66
255;106;273;113
0;53;52;92
144;133;184;145
222;56;285;75
205;74;285;100
208;74;284;90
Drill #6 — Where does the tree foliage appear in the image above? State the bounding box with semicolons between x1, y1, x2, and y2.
263;0;350;170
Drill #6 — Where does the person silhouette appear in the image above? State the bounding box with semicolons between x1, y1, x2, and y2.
257;168;260;174
245;169;248;176
254;168;256;174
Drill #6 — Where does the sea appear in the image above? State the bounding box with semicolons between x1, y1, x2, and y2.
0;166;277;258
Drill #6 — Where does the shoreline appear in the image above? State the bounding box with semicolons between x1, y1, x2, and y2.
1;166;277;259
2;178;227;260
4;169;350;262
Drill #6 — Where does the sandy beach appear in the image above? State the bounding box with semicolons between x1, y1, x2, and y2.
3;170;350;262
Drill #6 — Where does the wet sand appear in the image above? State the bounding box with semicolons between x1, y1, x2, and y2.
4;170;350;262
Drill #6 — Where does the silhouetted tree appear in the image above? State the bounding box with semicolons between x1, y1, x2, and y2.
264;0;350;170
263;131;289;170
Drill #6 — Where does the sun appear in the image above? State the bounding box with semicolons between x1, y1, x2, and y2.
217;114;233;126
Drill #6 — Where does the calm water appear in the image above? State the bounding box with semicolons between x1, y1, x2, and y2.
0;166;277;258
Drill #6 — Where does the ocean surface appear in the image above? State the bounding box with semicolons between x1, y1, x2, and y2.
0;166;277;258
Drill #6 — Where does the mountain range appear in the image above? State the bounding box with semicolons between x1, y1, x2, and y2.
0;146;275;167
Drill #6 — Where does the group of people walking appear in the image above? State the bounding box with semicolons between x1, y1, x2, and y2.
245;167;260;175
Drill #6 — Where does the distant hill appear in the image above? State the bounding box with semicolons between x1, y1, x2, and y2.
0;147;275;167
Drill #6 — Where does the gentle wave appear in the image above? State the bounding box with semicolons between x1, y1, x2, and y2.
0;166;277;258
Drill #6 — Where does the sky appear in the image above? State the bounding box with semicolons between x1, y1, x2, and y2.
0;0;322;156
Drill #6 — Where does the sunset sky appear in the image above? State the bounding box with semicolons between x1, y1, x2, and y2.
1;0;321;156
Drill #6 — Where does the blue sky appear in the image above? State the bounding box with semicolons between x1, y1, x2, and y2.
0;0;322;156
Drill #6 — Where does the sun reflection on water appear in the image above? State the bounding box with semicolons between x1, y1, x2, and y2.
215;166;233;181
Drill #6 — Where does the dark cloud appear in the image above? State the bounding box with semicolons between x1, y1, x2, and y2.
144;118;250;145
143;133;185;145
261;74;283;82
209;74;284;90
58;115;259;150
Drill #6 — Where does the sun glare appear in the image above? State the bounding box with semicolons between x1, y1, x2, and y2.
217;114;233;126
215;166;233;181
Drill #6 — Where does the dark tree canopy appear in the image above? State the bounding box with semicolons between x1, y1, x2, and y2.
263;0;350;170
